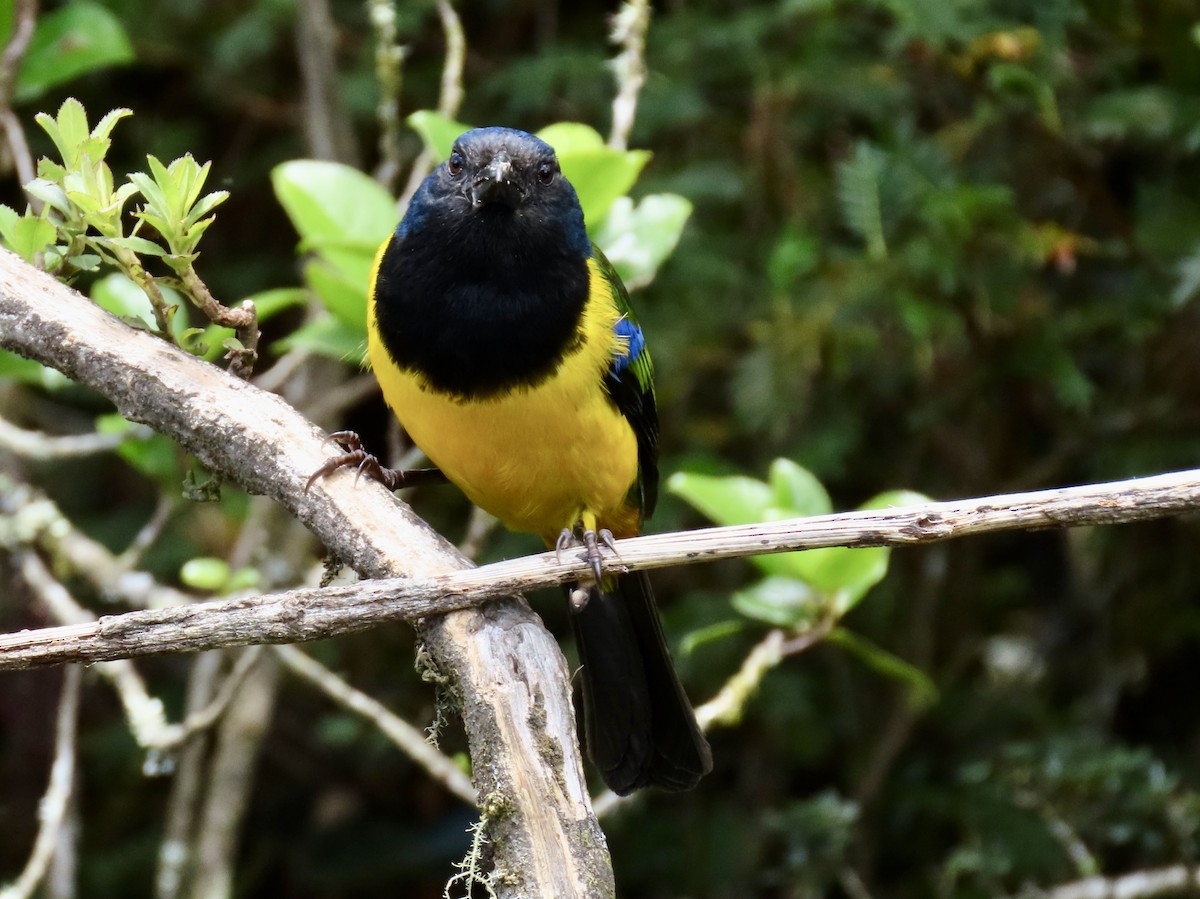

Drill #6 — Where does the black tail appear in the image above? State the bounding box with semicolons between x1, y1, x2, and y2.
569;570;712;795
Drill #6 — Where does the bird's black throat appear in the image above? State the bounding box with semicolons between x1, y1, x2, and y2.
373;208;591;399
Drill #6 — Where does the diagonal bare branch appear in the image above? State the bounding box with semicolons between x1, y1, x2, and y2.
0;247;611;898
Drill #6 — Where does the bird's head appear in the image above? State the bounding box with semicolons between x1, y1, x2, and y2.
401;127;591;260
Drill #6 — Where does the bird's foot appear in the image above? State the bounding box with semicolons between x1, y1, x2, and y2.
305;430;446;492
556;524;619;588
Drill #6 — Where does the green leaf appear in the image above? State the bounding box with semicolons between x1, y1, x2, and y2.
407;110;474;159
535;122;606;154
35;98;89;168
593;194;692;289
732;576;823;628
0;210;57;263
667;470;775;527
679;619;746;655
273;160;397;248
16;3;134;102
24;178;71;216
558;147;651;224
761;547;889;611
827;628;938;709
104;235;168;257
180;557;231;592
769;458;832;517
536;123;652;221
303;256;370;332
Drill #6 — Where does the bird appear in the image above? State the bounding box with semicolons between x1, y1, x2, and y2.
311;126;712;794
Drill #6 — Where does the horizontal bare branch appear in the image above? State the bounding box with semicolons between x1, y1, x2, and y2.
3;467;1198;670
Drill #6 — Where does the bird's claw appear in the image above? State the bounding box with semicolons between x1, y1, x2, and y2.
306;430;444;492
557;525;620;588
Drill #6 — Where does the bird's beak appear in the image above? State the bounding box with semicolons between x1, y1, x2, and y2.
471;156;524;208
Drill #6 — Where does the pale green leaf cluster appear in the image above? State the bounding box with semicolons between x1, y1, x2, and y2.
128;155;229;268
0;99;229;339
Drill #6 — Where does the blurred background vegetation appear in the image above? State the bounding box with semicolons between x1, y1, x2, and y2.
3;0;1200;896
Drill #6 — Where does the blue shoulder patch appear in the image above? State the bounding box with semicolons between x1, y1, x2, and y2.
612;317;646;374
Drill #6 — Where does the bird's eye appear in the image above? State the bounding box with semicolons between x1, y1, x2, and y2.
537;161;556;184
447;152;464;176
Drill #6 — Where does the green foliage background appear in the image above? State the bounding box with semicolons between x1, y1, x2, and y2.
4;0;1200;896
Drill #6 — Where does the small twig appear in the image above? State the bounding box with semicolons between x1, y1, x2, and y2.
398;0;466;207
0;415;152;458
0;665;81;899
189;656;279;899
698;619;834;729
114;493;177;572
274;644;476;804
173;265;258;378
457;506;498;560
607;0;651;151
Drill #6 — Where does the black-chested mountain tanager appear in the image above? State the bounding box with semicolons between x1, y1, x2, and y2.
312;127;712;795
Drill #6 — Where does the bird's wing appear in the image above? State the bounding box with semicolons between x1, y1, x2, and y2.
593;247;660;520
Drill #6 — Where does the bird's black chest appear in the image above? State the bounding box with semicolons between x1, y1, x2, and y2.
373;224;590;399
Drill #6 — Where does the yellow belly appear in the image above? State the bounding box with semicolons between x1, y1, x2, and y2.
367;260;641;543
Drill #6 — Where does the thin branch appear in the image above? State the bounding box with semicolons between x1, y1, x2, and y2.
0;414;152;458
173;266;258;379
273;644;476;804
155;652;223;899
189;656;280;899
114;493;177;572
1011;865;1200;899
457;505;498;560
398;0;466;207
295;0;360;165
696;620;834;730
0;0;37;192
434;0;465;123
607;0;650;151
0;0;36;105
0;473;190;610
368;0;407;188
0;665;81;899
4;467;1200;670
